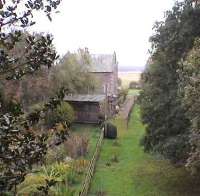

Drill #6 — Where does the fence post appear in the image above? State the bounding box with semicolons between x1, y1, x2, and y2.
79;128;104;196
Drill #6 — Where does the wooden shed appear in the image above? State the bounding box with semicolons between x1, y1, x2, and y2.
64;94;106;124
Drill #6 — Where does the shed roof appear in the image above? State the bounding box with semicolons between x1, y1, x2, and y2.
64;94;106;102
89;54;115;73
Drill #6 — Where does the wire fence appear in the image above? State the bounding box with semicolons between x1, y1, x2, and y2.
79;95;138;195
78;128;104;196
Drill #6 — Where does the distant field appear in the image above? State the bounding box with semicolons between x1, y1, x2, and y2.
119;71;141;88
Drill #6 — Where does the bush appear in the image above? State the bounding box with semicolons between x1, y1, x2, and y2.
29;102;44;113
156;135;190;164
17;162;72;195
17;174;47;196
41;162;71;182
45;102;75;128
129;81;141;89
45;144;67;164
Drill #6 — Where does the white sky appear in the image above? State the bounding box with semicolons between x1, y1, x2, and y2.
32;0;175;68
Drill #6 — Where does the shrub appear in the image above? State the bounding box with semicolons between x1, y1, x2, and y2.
17;174;47;196
41;162;71;182
26;102;45;132
44;102;75;128
156;134;190;164
56;102;75;125
29;102;44;113
129;81;141;89
45;144;67;164
64;134;89;158
17;162;72;195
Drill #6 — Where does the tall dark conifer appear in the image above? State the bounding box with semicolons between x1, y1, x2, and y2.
140;0;200;164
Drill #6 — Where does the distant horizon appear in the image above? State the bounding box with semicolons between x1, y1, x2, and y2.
118;65;145;72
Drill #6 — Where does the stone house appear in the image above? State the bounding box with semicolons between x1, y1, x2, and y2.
89;52;118;96
64;52;118;123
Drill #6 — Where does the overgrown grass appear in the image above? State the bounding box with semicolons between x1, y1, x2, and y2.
89;105;200;196
71;123;101;159
67;123;101;194
17;124;100;196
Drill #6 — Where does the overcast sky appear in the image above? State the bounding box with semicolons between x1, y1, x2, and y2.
32;0;175;69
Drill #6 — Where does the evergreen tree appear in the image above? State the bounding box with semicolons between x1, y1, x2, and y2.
140;0;200;164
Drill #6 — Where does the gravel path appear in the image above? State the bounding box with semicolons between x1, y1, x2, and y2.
119;95;136;120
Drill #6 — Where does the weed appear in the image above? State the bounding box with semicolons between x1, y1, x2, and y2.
67;170;79;186
111;154;119;163
73;159;89;174
51;183;75;196
64;134;89;158
95;190;107;196
112;140;120;147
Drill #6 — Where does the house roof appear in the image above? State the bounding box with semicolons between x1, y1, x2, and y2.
64;94;106;102
89;54;115;73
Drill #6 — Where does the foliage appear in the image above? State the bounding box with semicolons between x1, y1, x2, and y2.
139;0;200;164
17;162;71;195
17;174;47;196
45;143;67;164
71;124;101;159
37;179;57;196
41;162;71;182
64;134;89;159
178;38;200;174
66;169;79;186
20;67;52;110
0;0;62;193
0;113;48;193
1;32;53;110
129;81;140;89
44;101;75;128
50;48;98;94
